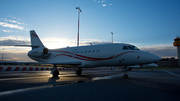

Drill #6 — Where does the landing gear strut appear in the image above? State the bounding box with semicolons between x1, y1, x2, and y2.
123;66;128;78
51;64;59;77
76;68;82;76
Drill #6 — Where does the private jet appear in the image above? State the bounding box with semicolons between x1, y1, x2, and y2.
0;30;161;78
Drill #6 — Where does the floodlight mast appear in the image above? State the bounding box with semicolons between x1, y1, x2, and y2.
76;7;82;47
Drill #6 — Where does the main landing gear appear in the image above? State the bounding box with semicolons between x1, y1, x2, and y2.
51;65;82;77
53;70;59;77
76;68;82;76
51;64;59;77
123;66;128;78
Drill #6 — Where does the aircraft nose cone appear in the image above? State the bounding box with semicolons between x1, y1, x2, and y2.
148;53;161;63
153;55;161;61
140;51;161;64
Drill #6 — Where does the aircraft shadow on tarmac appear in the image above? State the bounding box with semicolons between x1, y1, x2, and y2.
47;76;86;87
59;74;93;79
48;76;60;83
47;74;92;83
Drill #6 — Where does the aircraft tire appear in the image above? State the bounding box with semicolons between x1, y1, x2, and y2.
53;70;59;77
123;74;128;78
76;70;82;76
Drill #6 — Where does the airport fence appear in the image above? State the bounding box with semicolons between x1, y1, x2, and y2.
0;66;112;71
156;59;180;67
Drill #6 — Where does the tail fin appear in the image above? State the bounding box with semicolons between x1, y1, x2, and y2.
30;30;45;49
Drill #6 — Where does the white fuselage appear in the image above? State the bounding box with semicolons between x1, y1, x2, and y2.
28;43;161;68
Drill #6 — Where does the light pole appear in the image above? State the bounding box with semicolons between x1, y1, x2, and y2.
76;7;82;47
111;32;113;43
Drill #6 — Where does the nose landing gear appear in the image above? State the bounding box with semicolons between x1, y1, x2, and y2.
122;66;129;78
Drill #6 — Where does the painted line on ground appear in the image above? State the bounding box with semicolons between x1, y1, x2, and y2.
162;69;180;78
92;72;133;81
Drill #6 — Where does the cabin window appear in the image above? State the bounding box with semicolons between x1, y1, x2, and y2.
128;46;134;50
88;50;91;53
77;51;79;54
122;46;129;50
92;50;95;53
84;51;87;53
81;51;83;54
132;46;140;50
97;50;100;53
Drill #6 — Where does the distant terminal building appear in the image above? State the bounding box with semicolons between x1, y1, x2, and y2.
156;37;180;67
172;37;180;66
173;37;180;59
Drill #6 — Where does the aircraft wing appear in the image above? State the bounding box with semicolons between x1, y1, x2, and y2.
0;61;82;66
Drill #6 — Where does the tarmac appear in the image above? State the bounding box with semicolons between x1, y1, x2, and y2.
0;68;180;101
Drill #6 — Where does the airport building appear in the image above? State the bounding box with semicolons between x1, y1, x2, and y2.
173;37;180;59
156;37;180;67
155;38;180;67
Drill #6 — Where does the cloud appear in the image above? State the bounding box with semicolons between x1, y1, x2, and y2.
94;0;112;8
139;44;177;58
2;30;13;33
42;37;76;49
0;16;29;32
102;4;106;6
3;18;27;25
0;36;29;41
0;39;30;46
80;39;111;46
8;20;27;25
0;36;32;62
0;21;25;30
0;36;30;46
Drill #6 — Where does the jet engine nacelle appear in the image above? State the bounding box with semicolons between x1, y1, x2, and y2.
28;47;49;58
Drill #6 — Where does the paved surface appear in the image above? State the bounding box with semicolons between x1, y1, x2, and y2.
0;68;180;101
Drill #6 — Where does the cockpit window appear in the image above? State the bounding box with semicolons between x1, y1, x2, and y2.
123;46;129;50
128;46;134;50
132;46;140;50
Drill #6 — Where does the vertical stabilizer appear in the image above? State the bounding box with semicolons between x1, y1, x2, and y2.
30;30;44;49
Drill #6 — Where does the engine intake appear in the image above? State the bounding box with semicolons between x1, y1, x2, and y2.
28;47;49;58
